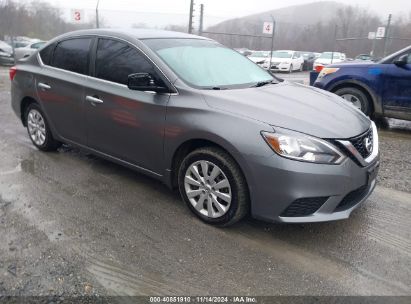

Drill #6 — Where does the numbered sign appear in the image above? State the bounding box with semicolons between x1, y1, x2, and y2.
376;27;386;39
71;9;85;23
263;22;274;35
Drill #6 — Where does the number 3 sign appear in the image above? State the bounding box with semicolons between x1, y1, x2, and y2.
71;9;85;23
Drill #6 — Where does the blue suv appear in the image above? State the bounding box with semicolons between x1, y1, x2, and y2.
314;46;411;121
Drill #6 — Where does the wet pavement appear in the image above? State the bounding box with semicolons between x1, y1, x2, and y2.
0;66;410;297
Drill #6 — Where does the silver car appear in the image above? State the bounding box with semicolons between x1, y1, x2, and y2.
10;29;380;226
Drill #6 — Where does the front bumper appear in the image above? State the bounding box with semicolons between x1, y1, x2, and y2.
248;124;380;223
270;63;291;71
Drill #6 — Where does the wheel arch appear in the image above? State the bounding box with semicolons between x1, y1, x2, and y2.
20;96;38;126
329;80;383;116
167;137;252;196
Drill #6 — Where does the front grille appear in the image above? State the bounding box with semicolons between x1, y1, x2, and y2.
349;128;373;159
280;197;329;217
335;185;369;211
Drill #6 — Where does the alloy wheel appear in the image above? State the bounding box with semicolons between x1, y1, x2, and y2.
27;109;46;146
341;94;362;110
184;160;232;218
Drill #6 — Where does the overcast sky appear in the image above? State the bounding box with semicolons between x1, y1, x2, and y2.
24;0;411;27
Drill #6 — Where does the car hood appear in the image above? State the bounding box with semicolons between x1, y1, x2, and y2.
201;82;370;139
315;58;343;64
248;57;266;63
328;62;376;68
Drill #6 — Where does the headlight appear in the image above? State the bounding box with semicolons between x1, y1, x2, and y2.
262;128;346;164
318;67;339;79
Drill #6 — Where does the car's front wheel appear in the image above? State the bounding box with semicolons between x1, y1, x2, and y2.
334;87;372;116
25;103;61;151
178;147;249;226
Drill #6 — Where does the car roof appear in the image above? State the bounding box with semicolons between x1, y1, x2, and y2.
54;28;210;41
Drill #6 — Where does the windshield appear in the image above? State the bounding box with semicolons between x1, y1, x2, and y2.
144;39;274;89
319;52;341;59
250;51;269;58
272;51;292;58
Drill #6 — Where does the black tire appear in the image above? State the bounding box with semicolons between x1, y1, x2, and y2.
25;103;61;151
334;87;372;116
178;147;249;227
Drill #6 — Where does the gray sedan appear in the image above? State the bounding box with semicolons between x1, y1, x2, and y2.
10;29;379;226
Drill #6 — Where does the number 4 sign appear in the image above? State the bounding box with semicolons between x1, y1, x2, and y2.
263;22;274;35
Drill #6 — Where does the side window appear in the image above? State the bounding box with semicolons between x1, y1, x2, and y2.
95;38;161;85
390;52;410;64
31;42;45;49
51;38;92;75
39;43;55;65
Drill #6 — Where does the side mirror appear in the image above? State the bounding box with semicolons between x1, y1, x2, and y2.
394;55;408;67
127;73;169;93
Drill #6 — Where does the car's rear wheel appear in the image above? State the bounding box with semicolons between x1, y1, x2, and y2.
334;87;372;116
178;147;249;227
25;103;61;151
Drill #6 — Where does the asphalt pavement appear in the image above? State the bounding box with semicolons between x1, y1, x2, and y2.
0;67;410;297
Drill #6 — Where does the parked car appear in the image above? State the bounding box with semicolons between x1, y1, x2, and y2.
0;41;14;66
10;29;379;226
262;50;304;72
14;41;46;61
313;52;346;71
247;50;270;65
9;41;30;49
355;54;373;61
301;51;317;70
234;48;252;56
314;45;411;121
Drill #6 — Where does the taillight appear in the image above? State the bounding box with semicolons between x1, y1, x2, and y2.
9;66;17;81
315;65;324;73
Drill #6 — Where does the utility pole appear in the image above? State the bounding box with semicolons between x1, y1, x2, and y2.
371;34;376;57
199;4;204;35
268;15;276;73
383;14;392;57
331;24;338;64
188;0;195;34
96;0;100;28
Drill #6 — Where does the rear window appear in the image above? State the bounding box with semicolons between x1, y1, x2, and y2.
39;43;55;65
51;38;92;75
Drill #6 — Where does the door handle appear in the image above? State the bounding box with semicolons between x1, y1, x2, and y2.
38;82;51;90
86;95;104;105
